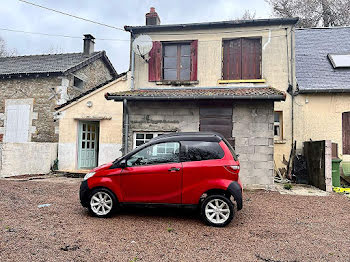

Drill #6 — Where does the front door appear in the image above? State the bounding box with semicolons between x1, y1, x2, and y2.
78;121;99;169
121;142;182;203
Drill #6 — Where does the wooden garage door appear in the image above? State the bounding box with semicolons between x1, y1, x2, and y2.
199;105;235;147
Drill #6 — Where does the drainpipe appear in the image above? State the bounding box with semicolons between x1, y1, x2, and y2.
130;29;135;90
123;99;129;155
290;26;295;146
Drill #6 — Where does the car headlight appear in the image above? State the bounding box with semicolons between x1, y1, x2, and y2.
83;172;95;181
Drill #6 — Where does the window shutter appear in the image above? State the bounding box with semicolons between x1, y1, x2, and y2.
223;39;242;80
241;38;261;79
343;112;350;154
190;40;198;81
148;41;162;81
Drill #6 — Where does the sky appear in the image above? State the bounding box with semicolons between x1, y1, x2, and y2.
0;0;272;73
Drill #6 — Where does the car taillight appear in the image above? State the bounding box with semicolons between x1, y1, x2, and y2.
224;165;240;174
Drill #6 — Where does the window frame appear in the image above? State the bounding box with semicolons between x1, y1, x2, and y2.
162;41;192;81
126;141;180;167
133;132;169;149
222;37;262;80
73;76;84;89
274;111;283;141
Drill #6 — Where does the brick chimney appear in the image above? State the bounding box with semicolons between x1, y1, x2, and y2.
83;34;95;56
146;7;160;25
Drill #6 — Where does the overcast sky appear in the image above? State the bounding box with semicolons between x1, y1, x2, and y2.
0;0;272;73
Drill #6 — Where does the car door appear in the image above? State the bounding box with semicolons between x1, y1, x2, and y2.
120;141;182;204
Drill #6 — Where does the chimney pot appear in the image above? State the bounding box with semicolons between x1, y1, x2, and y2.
83;34;95;56
146;7;160;26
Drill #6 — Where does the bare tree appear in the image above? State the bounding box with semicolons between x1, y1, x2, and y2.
266;0;350;27
239;10;257;20
0;36;17;57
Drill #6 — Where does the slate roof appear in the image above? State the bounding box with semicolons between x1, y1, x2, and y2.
0;51;117;77
296;27;350;93
125;17;299;33
105;87;285;101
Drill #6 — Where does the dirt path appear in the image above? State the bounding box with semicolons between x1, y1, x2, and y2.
0;178;349;262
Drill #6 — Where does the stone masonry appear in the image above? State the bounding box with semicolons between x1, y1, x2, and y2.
0;58;113;143
126;100;275;185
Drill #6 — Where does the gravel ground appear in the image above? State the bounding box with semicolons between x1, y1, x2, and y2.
1;177;350;262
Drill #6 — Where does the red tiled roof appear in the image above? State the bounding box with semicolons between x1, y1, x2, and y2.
105;87;286;101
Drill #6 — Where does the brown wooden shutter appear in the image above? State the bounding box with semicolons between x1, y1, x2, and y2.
190;40;198;81
223;39;241;80
241;38;261;79
148;41;162;81
343;112;350;154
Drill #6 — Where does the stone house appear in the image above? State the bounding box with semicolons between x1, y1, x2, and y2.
105;8;299;186
293;27;350;165
0;34;117;177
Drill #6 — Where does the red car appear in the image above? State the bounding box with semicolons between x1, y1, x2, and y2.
80;132;242;227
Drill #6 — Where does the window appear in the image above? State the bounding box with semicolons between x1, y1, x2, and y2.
73;76;84;89
274;111;283;140
328;54;350;68
127;142;180;167
148;40;198;82
222;38;261;80
163;43;191;81
133;132;167;148
343;112;350;154
180;141;225;162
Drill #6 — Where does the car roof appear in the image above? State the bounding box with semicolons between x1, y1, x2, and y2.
150;132;224;143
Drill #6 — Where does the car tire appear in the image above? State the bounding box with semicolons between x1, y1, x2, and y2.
200;194;234;227
88;188;118;218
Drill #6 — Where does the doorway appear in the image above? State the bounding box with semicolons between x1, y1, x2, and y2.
78;121;99;169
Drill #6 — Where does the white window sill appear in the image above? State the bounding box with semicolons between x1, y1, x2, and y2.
274;139;287;144
155;80;199;86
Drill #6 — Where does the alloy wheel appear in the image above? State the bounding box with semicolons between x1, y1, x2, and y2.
90;191;113;216
204;198;230;224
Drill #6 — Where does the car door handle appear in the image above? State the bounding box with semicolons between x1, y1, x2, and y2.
168;167;180;172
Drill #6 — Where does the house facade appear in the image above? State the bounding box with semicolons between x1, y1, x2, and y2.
293;27;350;163
0;34;117;177
105;9;298;186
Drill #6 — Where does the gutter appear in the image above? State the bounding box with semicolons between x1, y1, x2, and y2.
298;88;350;94
106;94;286;101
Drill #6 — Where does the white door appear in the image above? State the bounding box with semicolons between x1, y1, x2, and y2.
5;104;31;142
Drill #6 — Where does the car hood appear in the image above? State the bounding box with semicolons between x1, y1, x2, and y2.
90;162;113;172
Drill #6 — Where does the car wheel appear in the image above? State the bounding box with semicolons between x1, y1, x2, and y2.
201;194;234;227
88;188;117;218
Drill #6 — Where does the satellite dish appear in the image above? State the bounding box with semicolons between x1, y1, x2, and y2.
132;35;153;61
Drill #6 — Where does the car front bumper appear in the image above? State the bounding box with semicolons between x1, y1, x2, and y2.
79;180;91;207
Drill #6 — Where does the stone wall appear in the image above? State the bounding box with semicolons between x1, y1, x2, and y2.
0;57;114;143
67;58;114;99
126;100;275;186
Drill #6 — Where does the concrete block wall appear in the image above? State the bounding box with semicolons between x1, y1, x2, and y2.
232;101;275;185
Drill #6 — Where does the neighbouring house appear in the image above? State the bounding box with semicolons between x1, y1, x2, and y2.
293;27;350;166
0;34;117;177
105;8;299;186
55;72;128;171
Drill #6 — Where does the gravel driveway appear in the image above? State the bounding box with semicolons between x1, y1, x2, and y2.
1;177;350;262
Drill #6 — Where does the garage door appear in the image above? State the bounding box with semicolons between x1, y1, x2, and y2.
5;104;31;142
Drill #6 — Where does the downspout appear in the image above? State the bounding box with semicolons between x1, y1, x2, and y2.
290;26;295;145
123;99;129;155
130;29;135;90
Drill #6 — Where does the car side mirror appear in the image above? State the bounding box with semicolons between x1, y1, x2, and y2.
119;159;126;169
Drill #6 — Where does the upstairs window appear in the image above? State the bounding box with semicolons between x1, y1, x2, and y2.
148;40;198;82
163;43;191;81
223;38;261;80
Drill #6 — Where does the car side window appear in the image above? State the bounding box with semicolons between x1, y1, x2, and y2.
180;141;225;162
127;142;180;167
